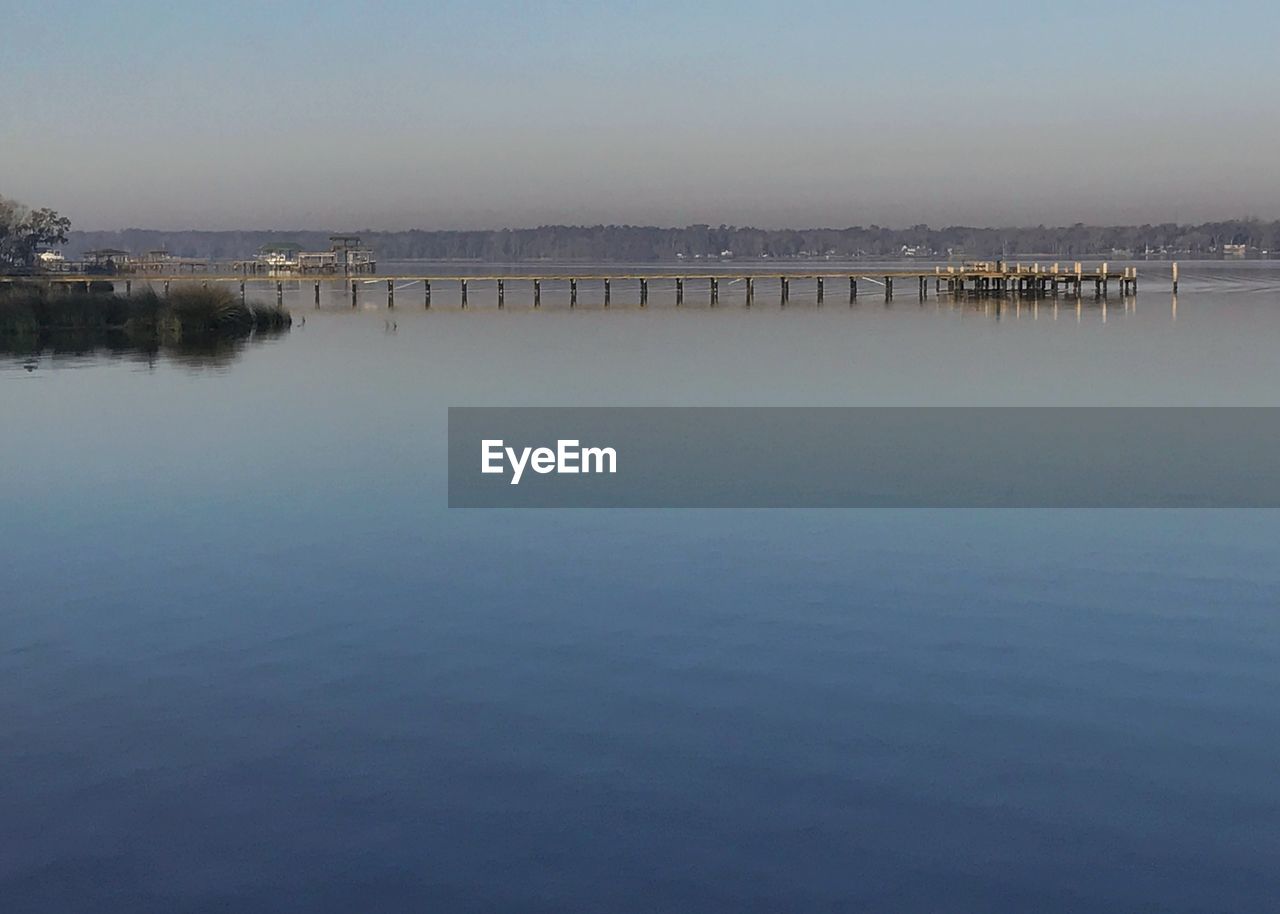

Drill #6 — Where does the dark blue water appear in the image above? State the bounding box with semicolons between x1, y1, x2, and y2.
4;263;1280;912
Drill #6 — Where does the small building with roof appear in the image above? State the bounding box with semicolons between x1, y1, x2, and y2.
239;237;376;275
82;249;134;273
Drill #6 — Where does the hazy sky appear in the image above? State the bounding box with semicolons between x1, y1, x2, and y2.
4;0;1276;230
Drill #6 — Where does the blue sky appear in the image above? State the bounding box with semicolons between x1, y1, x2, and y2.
3;0;1276;229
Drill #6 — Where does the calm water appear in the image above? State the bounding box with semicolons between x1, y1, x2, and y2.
3;262;1280;912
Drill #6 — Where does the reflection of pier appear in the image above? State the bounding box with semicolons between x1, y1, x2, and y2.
8;262;1156;309
936;291;1146;324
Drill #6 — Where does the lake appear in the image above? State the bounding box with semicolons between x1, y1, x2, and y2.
3;261;1279;913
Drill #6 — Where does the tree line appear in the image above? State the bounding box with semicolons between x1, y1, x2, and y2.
5;189;1278;266
62;220;1280;263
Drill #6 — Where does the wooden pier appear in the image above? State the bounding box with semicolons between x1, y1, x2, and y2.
4;262;1152;309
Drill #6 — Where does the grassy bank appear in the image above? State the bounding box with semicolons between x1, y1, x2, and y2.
0;283;291;337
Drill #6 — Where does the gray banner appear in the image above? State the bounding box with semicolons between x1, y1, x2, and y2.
448;407;1280;508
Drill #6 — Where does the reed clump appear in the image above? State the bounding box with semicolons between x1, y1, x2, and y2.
0;283;291;338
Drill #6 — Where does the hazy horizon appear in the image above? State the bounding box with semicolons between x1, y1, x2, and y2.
6;1;1278;230
64;215;1280;235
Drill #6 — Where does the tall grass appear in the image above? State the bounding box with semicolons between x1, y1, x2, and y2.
0;283;291;337
160;285;291;334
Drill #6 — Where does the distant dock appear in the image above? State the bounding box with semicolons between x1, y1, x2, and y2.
4;262;1151;308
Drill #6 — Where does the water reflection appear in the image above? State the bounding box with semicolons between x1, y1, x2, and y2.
1;326;291;372
0;289;1176;377
925;293;1140;323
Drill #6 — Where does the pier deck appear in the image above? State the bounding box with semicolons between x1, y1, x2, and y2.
4;263;1146;308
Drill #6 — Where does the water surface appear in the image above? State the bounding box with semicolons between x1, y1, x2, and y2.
3;261;1279;913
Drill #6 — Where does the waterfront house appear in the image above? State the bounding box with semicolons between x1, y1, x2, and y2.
82;248;133;273
36;250;66;270
252;243;303;274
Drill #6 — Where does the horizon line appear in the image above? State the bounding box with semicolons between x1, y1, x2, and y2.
68;217;1280;235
